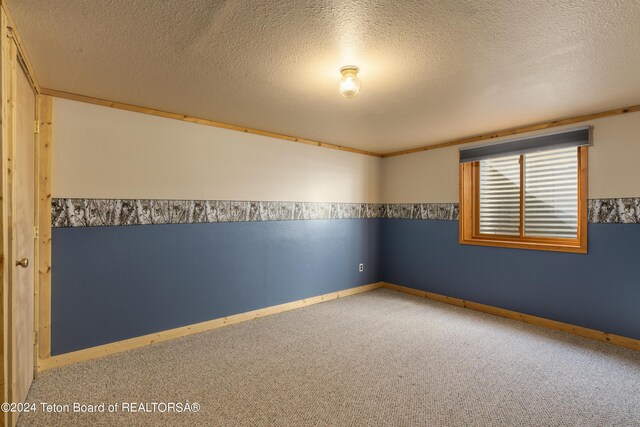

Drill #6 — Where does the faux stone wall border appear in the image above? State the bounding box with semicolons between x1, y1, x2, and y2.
51;198;638;227
51;199;388;227
588;198;640;224
383;199;640;224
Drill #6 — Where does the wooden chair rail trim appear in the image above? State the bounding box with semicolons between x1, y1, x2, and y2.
382;282;640;352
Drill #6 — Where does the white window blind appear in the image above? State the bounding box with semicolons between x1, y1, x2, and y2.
478;147;578;239
479;155;521;236
524;147;578;238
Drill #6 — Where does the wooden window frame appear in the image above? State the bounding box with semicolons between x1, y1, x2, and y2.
459;146;588;254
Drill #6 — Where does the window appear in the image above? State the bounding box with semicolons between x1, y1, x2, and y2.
459;128;588;253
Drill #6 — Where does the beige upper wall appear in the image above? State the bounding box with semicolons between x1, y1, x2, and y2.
52;98;382;202
381;112;640;203
52;96;638;204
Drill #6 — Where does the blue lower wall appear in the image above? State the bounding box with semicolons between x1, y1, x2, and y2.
52;219;380;355
381;219;640;340
52;216;640;355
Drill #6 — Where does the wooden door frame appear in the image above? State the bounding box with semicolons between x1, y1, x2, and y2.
36;97;51;365
0;4;46;427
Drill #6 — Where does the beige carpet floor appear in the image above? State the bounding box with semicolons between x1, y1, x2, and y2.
19;288;640;426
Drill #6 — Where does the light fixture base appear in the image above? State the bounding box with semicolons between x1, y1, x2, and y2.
340;65;359;74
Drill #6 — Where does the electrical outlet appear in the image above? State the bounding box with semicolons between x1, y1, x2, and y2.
359;263;364;272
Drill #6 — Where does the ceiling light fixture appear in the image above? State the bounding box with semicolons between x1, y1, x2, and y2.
339;66;361;98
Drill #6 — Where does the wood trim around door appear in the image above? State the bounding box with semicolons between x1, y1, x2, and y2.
0;10;13;426
0;6;42;424
37;96;52;361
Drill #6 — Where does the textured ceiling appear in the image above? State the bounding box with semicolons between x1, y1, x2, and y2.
8;0;640;153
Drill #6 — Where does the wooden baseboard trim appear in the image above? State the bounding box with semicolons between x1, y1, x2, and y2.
38;282;384;371
381;282;640;352
39;281;636;371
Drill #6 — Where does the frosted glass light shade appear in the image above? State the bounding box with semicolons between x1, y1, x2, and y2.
339;66;360;98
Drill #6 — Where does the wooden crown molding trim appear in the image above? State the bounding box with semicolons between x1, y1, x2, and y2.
41;88;640;160
382;282;640;352
37;282;384;371
382;104;640;158
40;88;384;158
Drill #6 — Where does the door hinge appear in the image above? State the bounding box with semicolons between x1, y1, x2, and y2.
35;120;40;134
34;331;37;346
34;225;39;239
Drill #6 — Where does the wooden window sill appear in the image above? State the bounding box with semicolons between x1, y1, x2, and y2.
459;237;587;254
